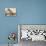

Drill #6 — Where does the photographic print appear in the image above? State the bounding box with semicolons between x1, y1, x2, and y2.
5;8;16;16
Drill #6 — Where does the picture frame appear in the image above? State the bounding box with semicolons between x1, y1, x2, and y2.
5;8;16;16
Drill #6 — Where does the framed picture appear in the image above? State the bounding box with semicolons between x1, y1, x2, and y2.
5;8;16;16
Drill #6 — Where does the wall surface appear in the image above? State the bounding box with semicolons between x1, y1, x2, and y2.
0;0;46;44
